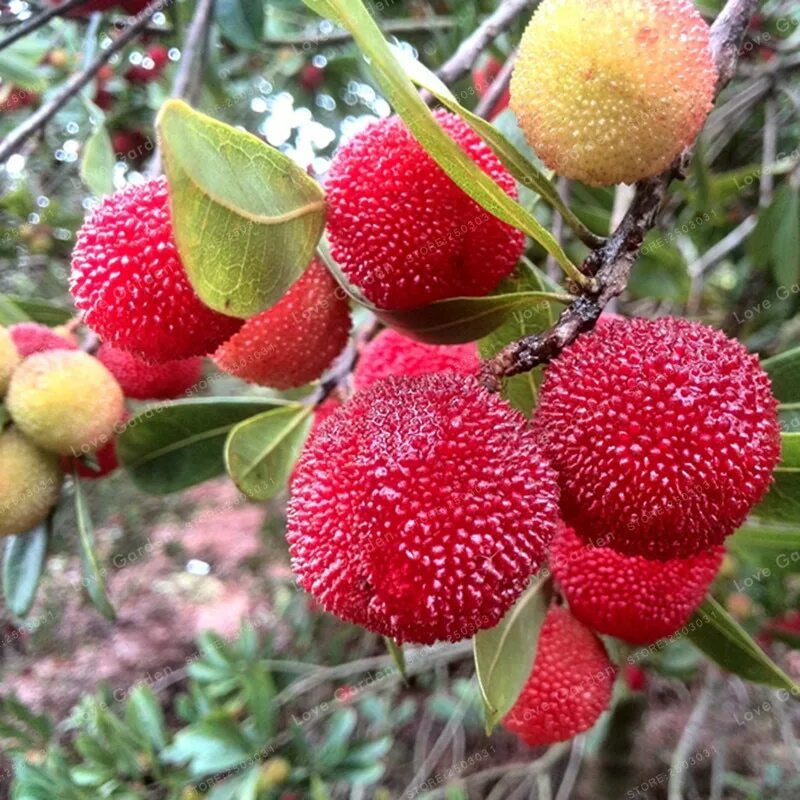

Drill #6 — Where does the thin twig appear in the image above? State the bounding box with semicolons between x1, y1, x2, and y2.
169;0;215;104
554;734;586;800
474;48;516;118
0;0;100;52
0;0;167;165
480;0;759;389
436;0;534;87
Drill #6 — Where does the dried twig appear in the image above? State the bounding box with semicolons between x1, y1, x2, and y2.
0;0;100;52
0;0;167;165
480;0;759;390
436;0;534;88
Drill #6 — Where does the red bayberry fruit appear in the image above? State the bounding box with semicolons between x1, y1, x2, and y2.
213;260;351;390
125;45;169;83
325;109;524;311
472;55;511;119
97;344;202;400
533;318;780;559
550;526;722;644
353;328;479;391
63;434;120;479
287;373;560;644
70;177;242;362
9;323;78;358
299;63;325;93
111;129;149;161
623;664;647;692
503;606;616;746
0;86;38;113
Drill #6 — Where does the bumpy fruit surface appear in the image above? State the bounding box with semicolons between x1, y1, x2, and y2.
510;0;717;185
503;606;615;746
214;260;351;389
0;326;20;397
288;373;560;644
533;318;780;559
353;328;479;391
98;344;202;400
550;526;723;644
325;109;524;310
9;322;78;358
6;351;125;456
70;177;242;362
0;429;63;537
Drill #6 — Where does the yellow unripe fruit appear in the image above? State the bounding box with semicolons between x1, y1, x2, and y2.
6;350;124;456
258;757;291;788
0;428;63;537
0;326;20;397
510;0;717;186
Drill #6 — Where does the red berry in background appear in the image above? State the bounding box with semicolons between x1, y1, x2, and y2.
9;323;78;358
125;45;169;83
325;109;524;311
63;436;120;480
550;526;723;644
353;328;479;391
214;260;351;390
533;317;780;560
111;129;149;161
0;86;38;113
97;344;202;400
623;664;647;692
70;177;243;362
472;55;511;119
298;63;325;93
287;373;560;644
503;606;616;746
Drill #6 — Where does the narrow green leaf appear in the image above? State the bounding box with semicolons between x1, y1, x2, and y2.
72;471;115;621
474;575;549;734
764;346;800;404
300;0;584;284
117;397;287;495
162;715;253;777
478;264;557;416
384;638;407;683
2;523;49;618
126;686;167;751
754;433;800;523
224;405;313;500
1;295;72;326
80;124;115;197
729;523;800;554
216;0;264;50
157;99;327;318
687;597;800;692
771;185;800;287
391;45;602;249
0;294;30;325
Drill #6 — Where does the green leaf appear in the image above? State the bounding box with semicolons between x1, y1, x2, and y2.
753;432;800;523
750;184;800;286
0;294;30;325
729;523;800;554
126;686;167;751
72;472;115;622
80;124;116;197
2;296;72;326
376;291;569;346
157;99;326;318
478;264;557;416
117;398;287;495
384;638;407;683
162;715;253;778
0;43;44;90
391;45;601;249
473;575;549;734
300;0;583;284
2;523;49;618
216;0;264;49
764;346;800;404
224;405;312;500
687;597;800;692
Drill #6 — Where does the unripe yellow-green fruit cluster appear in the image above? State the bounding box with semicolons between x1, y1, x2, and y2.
7;350;124;457
0;326;20;397
510;0;717;186
0;428;63;538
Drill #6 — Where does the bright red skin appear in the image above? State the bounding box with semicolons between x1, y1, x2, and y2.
325;109;524;311
353;328;479;391
97;344;202;400
63;438;119;479
550;526;722;644
287;373;560;644
214;260;351;390
9;323;78;357
472;55;510;119
503;606;616;746
0;88;38;112
533;317;780;559
70;177;243;363
111;129;149;160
